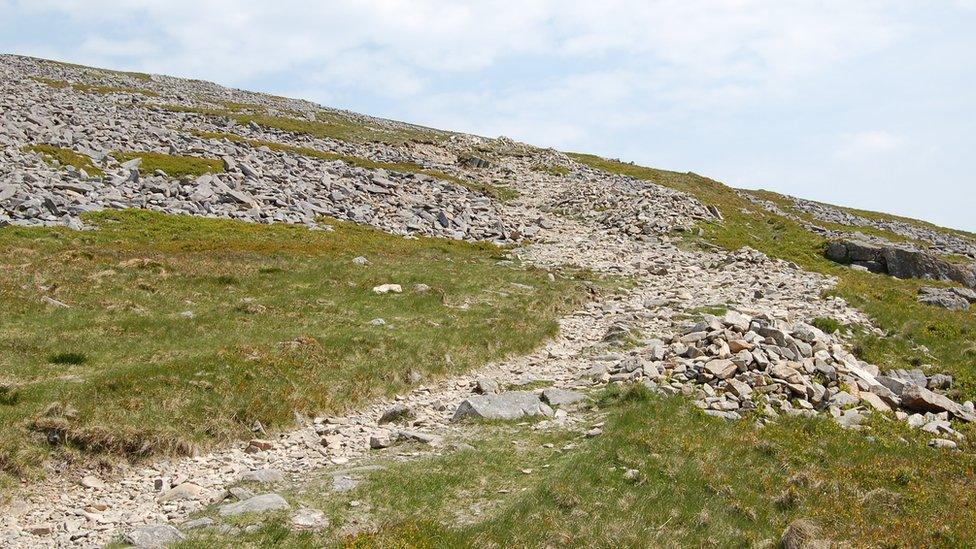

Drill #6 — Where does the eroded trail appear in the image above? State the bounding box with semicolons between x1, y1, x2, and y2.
0;146;868;548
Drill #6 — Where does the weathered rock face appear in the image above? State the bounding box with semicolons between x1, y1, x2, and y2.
825;239;976;288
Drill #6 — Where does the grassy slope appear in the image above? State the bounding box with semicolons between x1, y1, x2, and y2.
0;211;593;484
569;154;976;399
174;387;976;548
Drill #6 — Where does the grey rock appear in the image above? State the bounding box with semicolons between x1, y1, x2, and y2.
900;384;975;422
452;392;553;421
541;388;586;407
181;518;215;530
124;524;184;548
241;468;284;484
218;493;290;516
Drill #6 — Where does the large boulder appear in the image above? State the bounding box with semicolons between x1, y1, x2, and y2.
452;392;553;421
900;384;976;422
825;239;976;288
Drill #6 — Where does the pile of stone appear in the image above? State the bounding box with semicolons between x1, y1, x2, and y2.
791;197;976;259
825;239;976;289
918;286;976;311
585;310;973;440
0;54;527;243
548;168;716;239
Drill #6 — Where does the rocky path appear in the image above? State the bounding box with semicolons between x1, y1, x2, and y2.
0;146;870;547
6;55;969;549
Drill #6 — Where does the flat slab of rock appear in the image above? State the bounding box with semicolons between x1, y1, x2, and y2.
901;384;975;422
241;468;284;484
452;391;553;421
218;493;290;516
124;524;185;548
541;388;586;407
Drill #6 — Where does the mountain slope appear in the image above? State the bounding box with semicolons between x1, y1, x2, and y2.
0;55;974;548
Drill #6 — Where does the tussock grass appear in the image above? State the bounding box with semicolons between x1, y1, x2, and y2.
110;152;224;177
174;388;976;547
569;153;976;398
0;210;593;482
23;144;104;176
193;131;518;202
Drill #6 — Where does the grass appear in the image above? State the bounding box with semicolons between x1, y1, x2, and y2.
568;153;976;399
0;210;594;485
23;144;104;177
193;131;518;202
530;164;571;177
174;386;976;548
161;104;447;147
110;152;224;177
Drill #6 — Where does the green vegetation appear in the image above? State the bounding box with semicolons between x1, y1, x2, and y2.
161;104;447;146
110;152;224;177
23;144;103;176
530;164;571;177
175;387;976;547
568;153;976;398
811;317;841;335
193;131;518;202
0;210;593;483
31;76;159;97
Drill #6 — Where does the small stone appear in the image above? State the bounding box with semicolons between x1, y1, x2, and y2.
182;517;215;530
80;475;106;490
929;438;958;450
245;439;274;453
372;283;402;294
291;508;329;529
241;468;285;484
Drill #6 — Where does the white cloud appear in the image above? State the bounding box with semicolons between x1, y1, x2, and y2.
834;131;907;160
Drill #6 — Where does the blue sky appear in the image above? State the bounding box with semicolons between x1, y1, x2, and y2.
2;1;974;231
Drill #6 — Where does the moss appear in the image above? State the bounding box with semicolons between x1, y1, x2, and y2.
110;152;223;177
23;144;104;176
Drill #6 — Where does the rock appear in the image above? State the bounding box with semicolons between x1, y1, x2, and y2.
397;429;442;446
929;438;958;450
245;438;274;453
80;475;106;490
474;377;500;395
825;239;976;289
378;403;415;424
218;493;290;516
241;468;284;484
900;384;975;422
369;433;394;449
158;482;208;502
860;392;891;412
352;256;368;266
541;388;586;407
928;373;953;390
181;517;215;530
290;508;329;529
452;392;553;421
124;524;185;548
703;359;737;380
372;283;402;294
918;287;971;310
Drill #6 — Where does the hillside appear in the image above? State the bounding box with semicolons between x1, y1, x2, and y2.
1;55;975;548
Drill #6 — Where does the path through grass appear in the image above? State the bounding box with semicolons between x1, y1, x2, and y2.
0;210;593;484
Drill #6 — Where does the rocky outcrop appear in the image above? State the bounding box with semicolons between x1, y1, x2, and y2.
917;286;976;310
825;239;976;288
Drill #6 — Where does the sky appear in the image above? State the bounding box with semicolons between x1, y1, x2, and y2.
2;1;974;231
